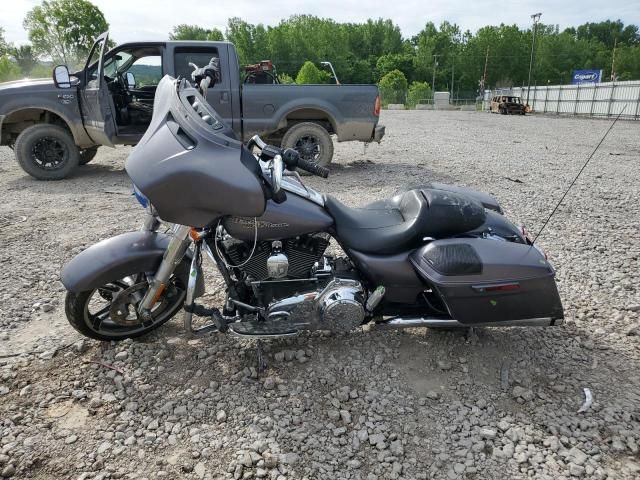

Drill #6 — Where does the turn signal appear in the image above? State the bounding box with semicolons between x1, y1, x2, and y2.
374;95;381;116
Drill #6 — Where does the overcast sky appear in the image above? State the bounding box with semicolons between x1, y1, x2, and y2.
2;0;638;45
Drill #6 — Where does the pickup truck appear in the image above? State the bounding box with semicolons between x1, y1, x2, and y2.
0;32;384;180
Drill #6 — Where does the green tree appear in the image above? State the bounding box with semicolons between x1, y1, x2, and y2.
570;20;639;48
407;81;432;107
0;27;10;57
169;24;224;41
378;69;408;105
23;0;109;66
295;61;331;84
29;63;54;78
348;59;374;84
0;56;22;82
11;45;37;75
226;17;269;67
375;53;414;81
277;72;295;84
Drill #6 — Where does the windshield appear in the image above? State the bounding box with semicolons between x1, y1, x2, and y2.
87;50;133;80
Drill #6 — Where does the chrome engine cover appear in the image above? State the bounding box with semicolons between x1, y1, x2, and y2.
316;279;366;331
266;278;365;332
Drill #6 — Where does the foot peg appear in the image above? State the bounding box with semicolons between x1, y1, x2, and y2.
183;303;226;337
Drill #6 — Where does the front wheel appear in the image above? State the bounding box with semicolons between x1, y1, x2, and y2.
281;122;334;175
14;124;80;180
64;260;189;341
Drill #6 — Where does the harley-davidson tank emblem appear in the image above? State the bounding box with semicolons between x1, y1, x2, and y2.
228;217;289;229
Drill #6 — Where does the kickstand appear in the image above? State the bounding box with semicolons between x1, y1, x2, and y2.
256;340;268;376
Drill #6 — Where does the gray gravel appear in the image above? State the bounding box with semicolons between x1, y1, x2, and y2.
0;110;639;479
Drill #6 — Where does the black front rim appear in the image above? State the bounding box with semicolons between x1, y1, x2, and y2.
294;135;321;162
83;274;185;338
31;136;68;170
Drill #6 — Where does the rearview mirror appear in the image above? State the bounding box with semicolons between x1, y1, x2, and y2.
53;65;71;89
125;72;136;88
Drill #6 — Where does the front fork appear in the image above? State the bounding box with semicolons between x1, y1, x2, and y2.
138;223;192;318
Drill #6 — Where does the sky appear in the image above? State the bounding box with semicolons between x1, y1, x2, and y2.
2;0;639;45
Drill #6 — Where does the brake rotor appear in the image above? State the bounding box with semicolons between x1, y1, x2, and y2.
109;282;150;326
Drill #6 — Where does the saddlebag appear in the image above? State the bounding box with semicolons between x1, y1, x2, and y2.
410;238;564;325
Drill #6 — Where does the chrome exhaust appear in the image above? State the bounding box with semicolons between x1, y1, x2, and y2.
374;316;563;330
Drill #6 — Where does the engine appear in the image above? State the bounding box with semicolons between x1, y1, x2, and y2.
267;278;366;332
221;233;330;281
219;234;367;333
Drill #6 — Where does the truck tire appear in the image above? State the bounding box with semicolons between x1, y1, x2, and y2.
14;124;80;180
281;122;333;174
79;146;99;165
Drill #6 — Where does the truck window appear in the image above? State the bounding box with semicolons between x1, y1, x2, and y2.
174;47;219;86
127;56;162;87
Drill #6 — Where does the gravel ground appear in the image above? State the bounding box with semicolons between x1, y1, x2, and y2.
0;110;639;480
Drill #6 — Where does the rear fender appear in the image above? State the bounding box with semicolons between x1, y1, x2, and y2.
61;231;204;295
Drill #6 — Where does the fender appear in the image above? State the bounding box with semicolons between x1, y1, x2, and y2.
273;99;343;137
0;92;94;148
61;231;204;295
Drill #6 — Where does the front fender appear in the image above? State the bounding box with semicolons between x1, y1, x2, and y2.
61;231;204;295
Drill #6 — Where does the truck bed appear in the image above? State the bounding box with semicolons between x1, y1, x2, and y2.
241;83;381;142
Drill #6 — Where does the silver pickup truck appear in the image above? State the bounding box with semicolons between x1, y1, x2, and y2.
0;32;384;180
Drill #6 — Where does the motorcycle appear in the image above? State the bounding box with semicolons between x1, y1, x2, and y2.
61;60;564;346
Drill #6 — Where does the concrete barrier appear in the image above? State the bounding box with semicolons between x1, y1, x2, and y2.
386;104;405;110
416;104;432;110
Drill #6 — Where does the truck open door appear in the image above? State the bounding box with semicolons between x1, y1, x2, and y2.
79;32;116;147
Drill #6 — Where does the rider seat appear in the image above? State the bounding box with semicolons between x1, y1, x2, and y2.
324;189;486;254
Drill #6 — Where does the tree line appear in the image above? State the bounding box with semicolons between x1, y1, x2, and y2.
1;0;639;104
175;16;640;101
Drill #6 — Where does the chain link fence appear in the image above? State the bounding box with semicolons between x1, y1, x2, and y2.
484;80;640;120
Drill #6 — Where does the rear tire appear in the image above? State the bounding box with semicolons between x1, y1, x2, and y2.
14;124;79;180
64;259;190;341
79;147;99;165
282;122;334;175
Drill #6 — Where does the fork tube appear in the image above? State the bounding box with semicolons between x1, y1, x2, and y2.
138;224;192;313
183;241;200;334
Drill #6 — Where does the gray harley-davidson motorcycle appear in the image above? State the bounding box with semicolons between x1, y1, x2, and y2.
61;62;564;343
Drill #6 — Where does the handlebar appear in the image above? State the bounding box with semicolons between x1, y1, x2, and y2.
297;157;330;178
247;135;267;151
248;135;329;178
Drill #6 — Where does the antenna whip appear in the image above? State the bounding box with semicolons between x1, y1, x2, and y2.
533;106;626;244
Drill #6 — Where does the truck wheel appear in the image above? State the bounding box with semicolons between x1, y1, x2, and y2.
14;124;79;180
79;147;99;165
282;122;333;174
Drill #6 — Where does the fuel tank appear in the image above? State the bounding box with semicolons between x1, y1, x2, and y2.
224;192;334;241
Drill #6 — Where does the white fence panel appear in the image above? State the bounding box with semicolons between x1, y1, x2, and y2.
484;80;640;119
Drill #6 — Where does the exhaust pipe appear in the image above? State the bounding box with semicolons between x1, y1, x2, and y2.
374;316;563;330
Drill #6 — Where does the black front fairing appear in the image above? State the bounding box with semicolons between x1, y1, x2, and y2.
126;75;266;227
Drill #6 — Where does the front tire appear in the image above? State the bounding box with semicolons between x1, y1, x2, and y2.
282;122;334;175
64;260;190;341
14;124;80;180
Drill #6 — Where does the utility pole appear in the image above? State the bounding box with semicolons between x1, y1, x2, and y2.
526;12;542;107
432;54;440;108
451;58;455;102
611;38;617;81
480;47;489;94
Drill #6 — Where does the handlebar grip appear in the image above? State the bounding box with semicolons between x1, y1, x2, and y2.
297;158;329;178
247;135;267;152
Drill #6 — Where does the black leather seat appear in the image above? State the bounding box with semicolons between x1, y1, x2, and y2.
325;189;486;254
